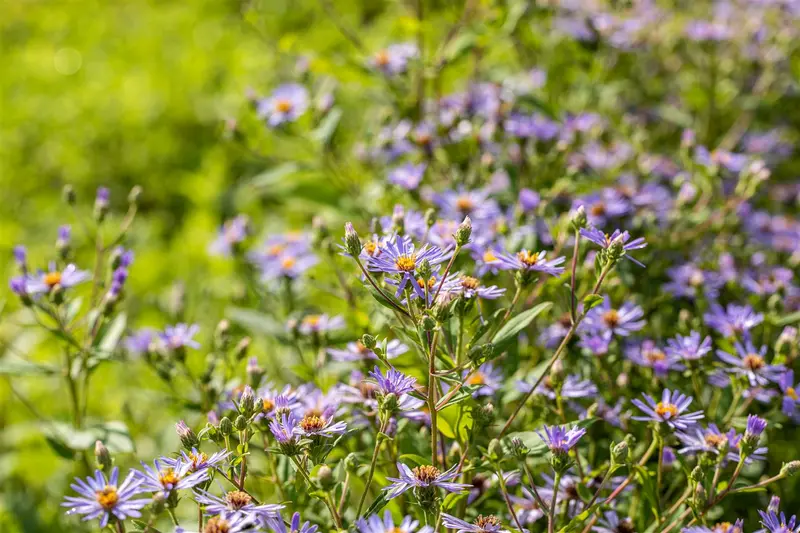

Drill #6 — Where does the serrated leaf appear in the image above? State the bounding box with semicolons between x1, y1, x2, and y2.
491;302;552;347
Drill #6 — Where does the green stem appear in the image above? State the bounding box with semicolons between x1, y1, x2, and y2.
548;472;562;533
356;419;388;517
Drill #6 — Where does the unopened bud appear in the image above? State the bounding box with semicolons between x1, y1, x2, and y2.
780;460;800;477
232;337;251;361
510;437;529;458
611;441;629;465
94;187;110;222
421;315;437;331
62;184;77;206
94;440;112;472
215;320;231;351
344;222;362;257
768;495;780;513
234;415;248;432
128;185;142;206
391;205;405;233
488;438;504;461
425;208;437;228
312;216;329;243
689;465;704;483
315;465;335;490
549;360;566;389
455;216;472;246
473;402;495;429
239;386;256;416
219;417;233;436
571;205;587;231
616;372;629;388
361;334;377;350
176;420;200;450
344;453;360;472
417;259;432;281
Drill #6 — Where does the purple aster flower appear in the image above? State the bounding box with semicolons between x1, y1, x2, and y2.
573;189;631;227
193;488;283;521
356;510;432;533
469;244;506;276
677;424;741;462
441;514;506;533
388;163;426;190
163;448;229;475
270;413;300;444
370;366;416;396
495;249;566;276
664;263;725;300
432;187;501;224
369;43;418;75
716;340;784;387
537;424;586;454
779;371;800;419
257;84;309;126
704;303;764;338
267;512;319;533
13;245;27;270
293;409;347;438
632;389;704;430
297;314;344;336
62;468;149;528
463;363;503;397
9;276;27;296
579;226;647;267
95;187;110;210
580;297;645;337
328;339;408;362
578;331;612;356
108;267;128;297
57;224;71;248
25;263;90;294
742;267;795;295
208;215;249;256
135;458;209;495
176;514;255;533
124;329;155;357
745;414;767;439
366;236;450;299
384;463;469;499
510;487;547;524
518;188;540;211
594;511;634;533
626;339;685;376
758;510;798;533
683;520;744;533
520;374;597;400
448;273;506;300
665;332;712;361
161;323;201;350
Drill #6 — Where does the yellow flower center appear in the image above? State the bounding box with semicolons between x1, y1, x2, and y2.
44;271;62;287
274;99;292;113
590;203;606;216
281;256;296;269
300;415;326;432
704;433;727;448
468;372;486;385
475;515;501;530
375;50;390;66
482;250;498;263
645;349;666;363
189;451;208;469
743;354;765;370
262;398;275;412
787;387;798;400
655;402;678;418
395;255;417;272
267;244;285;256
456;196;475;212
158;468;180;487
689;270;705;286
204;516;231;533
303;315;321;328
225;490;253;509
95;485;119;509
516;250;541;267
364;241;378;256
461;276;480;290
416;277;436;290
603;309;620;328
413;465;441;483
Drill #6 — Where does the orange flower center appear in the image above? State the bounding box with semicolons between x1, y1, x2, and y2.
44;271;62;287
603;309;620;328
189;451;208;469
704;433;727;448
475;515;501;530
456;196;475;212
204;516;231;533
364;241;378;256
158;468;180;487
590;203;606;216
461;276;480;290
281;256;296;269
743;354;765;370
303;315;321;328
416;277;436;290
300;415;326;432
689;270;705;286
516;250;540;267
95;485;119;509
412;465;441;483
645;349;666;363
787;387;798;400
274;99;292;113
395;255;417;272
655;402;678;418
468;372;486;385
267;244;285;256
225;490;253;509
262;398;275;412
375;50;390;66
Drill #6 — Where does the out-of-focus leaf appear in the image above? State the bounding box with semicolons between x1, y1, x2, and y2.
363;492;388;518
226;307;286;337
312;108;342;146
43;421;135;455
247;163;300;189
398;454;428;466
0;358;58;376
98;312;127;353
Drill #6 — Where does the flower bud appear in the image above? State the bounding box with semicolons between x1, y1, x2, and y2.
424;208;437;228
344;222;362;257
455;216;472;246
768;495;780;513
616;372;629;388
128;185;142;207
487;438;504;462
344;453;360;472
234;415;248;432
549;360;566;390
473;402;495;430
776;326;798;357
94;440;112;472
391;206;405;233
94;187;110;222
611;440;629;465
232;337;251;361
421;315;437;331
218;417;233;436
361;334;377;350
56;225;71;259
246;357;264;386
315;464;335;490
62;184;77;206
570;205;587;231
510;437;529;459
312;216;329;244
780;460;800;477
239;386;257;417
176;420;200;450
417;259;432;281
150;491;167;515
607;238;626;264
689;465;704;483
214;320;231;351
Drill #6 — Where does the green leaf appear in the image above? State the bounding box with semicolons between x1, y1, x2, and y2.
582;294;604;311
226;307;286;337
442;491;469;511
0;358;58;376
437;416;456;439
363;492;388;518
491;302;552;348
772;310;800;327
43;421;135;455
247;163;300;189
312;108;343;146
398;454;428;466
98;312;126;353
633;465;659;516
